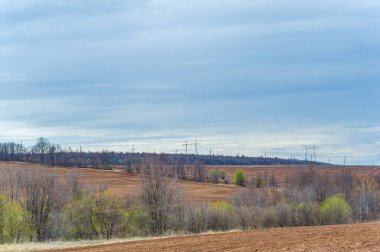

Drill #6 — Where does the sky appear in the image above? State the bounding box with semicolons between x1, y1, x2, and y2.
1;0;380;164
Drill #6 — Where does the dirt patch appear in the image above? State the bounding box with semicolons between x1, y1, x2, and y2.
41;223;380;252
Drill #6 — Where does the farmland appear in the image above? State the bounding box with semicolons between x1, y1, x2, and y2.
2;162;380;202
205;164;380;186
40;223;380;252
0;162;240;202
2;161;380;251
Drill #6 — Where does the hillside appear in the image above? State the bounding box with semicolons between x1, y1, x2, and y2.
0;162;239;202
2;162;380;201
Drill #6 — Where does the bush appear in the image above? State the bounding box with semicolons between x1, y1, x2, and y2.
274;202;292;227
262;207;279;228
209;170;228;184
0;194;34;243
64;191;126;240
207;202;236;231
292;201;320;226
234;169;246;187
209;201;234;211
123;206;150;237
184;203;209;233
255;176;265;188
320;194;352;225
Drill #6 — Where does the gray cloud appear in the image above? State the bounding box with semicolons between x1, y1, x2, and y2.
0;0;379;164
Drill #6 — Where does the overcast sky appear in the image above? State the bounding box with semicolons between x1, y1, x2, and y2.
1;0;380;164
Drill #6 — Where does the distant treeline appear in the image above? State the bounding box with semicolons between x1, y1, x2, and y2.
0;138;322;168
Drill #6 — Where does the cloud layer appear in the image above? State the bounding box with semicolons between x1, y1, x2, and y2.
1;0;379;164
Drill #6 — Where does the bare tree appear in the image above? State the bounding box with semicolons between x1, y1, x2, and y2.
230;188;269;229
355;175;378;221
32;137;51;164
193;161;205;182
140;157;180;235
0;167;73;241
335;168;355;199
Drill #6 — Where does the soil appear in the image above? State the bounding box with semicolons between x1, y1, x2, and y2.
43;223;380;252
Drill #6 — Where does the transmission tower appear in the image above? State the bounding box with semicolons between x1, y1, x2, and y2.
194;140;201;155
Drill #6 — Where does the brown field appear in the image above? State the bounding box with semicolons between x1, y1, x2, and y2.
205;164;380;185
0;162;239;202
1;162;380;202
43;223;380;252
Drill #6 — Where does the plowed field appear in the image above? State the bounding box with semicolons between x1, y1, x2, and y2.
0;162;239;202
45;223;380;252
2;162;380;202
205;164;380;186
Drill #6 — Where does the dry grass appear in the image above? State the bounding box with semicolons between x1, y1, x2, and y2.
0;231;240;252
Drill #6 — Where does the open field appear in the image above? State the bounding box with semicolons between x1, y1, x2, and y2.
36;223;380;252
205;164;380;186
0;162;239;202
2;162;380;202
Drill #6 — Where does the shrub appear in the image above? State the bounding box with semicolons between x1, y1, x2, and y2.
220;170;228;181
209;201;234;211
64;191;126;240
184;203;209;233
123;206;150;237
275;202;292;227
234;169;246;187
207;202;236;231
230;189;269;229
292;201;320;226
320;194;352;224
255;176;265;188
262;207;279;228
209;170;221;184
0;194;34;243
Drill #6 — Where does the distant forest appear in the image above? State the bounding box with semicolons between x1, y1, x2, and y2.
0;137;323;169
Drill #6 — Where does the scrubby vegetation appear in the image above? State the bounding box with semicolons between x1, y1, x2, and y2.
0;158;379;245
234;169;246;186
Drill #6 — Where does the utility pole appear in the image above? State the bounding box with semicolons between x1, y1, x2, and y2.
313;145;317;164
